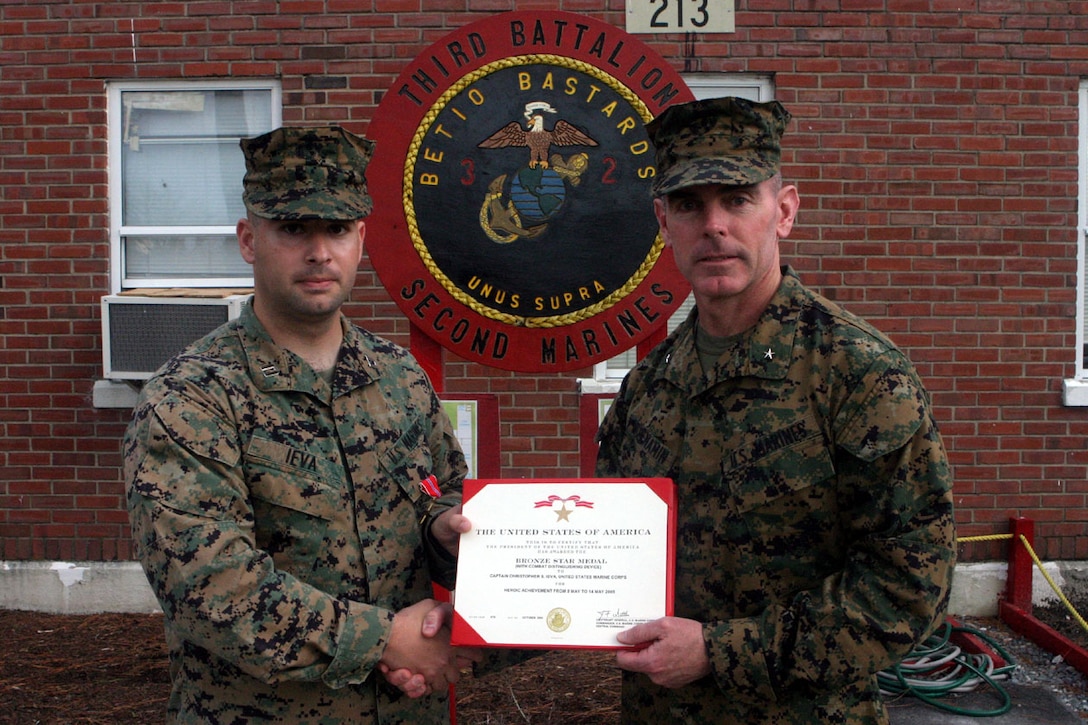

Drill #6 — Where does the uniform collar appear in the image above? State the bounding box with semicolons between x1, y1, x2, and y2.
660;266;802;389
238;300;380;396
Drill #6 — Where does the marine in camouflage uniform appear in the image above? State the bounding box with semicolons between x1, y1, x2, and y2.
595;98;956;724
125;126;466;724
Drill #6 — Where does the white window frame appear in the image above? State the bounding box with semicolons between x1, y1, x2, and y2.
1063;80;1088;405
586;74;775;388
107;79;282;293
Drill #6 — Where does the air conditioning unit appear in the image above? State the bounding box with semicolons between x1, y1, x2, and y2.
101;294;249;380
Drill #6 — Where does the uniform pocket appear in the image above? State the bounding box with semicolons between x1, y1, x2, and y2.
721;422;841;593
375;419;433;506
725;418;833;515
245;437;340;521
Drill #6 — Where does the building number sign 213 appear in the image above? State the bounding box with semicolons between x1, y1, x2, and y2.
625;0;735;35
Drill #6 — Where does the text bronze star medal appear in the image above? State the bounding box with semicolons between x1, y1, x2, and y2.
366;11;693;372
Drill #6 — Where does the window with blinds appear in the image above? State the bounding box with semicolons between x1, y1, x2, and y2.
108;81;281;291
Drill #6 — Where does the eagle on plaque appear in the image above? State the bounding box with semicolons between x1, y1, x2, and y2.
477;102;598;244
480;101;598;168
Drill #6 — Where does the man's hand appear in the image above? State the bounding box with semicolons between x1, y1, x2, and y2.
615;616;711;689
378;663;430;698
378;600;482;698
379;599;460;695
429;505;472;558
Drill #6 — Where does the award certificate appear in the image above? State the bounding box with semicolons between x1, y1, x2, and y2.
450;478;676;649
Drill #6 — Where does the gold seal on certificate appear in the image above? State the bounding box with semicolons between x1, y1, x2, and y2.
450;478;676;649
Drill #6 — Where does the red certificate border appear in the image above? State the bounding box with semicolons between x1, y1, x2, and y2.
451;477;676;649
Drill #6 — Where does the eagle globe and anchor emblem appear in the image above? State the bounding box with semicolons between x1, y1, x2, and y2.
476;101;599;244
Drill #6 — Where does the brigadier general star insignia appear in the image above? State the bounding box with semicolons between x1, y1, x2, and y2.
764;348;775;360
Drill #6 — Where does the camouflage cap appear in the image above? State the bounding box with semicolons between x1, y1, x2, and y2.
646;97;791;196
240;126;375;220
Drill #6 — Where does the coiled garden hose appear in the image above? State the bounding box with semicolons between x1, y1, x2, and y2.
879;621;1018;717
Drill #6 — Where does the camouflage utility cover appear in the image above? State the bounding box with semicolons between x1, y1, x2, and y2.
596;268;956;724
125;301;465;724
647;97;791;196
241;126;375;220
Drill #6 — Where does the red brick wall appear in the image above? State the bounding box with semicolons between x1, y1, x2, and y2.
2;1;1087;563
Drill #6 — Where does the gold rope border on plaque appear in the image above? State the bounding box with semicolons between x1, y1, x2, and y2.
403;54;662;329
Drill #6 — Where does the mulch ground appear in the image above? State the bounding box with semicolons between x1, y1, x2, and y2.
1;598;1084;725
0;609;620;725
1030;594;1088;656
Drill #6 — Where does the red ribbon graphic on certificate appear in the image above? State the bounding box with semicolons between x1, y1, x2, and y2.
534;494;594;521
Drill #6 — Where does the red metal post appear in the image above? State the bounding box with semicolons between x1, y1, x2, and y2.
1005;516;1034;611
998;516;1088;679
637;325;667;359
410;323;445;394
